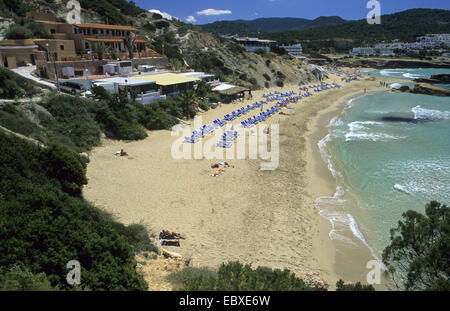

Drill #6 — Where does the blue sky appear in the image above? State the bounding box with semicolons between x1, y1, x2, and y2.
134;0;450;24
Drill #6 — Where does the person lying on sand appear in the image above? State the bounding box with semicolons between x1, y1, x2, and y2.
115;149;128;156
212;169;225;177
161;230;185;240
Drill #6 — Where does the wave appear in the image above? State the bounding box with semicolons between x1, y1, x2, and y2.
393;184;411;195
403;73;425;79
412;105;450;120
379;70;403;77
316;131;385;269
347;214;386;270
345;121;403;142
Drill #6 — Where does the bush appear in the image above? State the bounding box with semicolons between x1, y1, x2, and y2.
4;19;50;39
336;280;375;291
0;132;150;290
263;73;271;81
0;265;55;291
4;24;32;39
276;80;284;87
168;261;313;291
0;67;42;99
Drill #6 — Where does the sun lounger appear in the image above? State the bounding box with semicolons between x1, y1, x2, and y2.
216;140;233;148
185;136;199;143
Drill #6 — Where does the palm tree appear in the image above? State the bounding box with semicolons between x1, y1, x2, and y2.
94;43;106;60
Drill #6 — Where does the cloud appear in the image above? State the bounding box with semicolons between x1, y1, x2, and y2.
196;9;232;16
186;16;197;23
148;9;179;21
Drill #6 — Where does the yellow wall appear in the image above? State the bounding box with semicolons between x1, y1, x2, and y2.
34;40;76;61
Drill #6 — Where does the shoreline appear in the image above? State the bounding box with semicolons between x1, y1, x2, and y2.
83;72;398;288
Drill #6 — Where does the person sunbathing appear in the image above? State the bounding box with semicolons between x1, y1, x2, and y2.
213;169;224;177
161;230;185;240
120;149;128;156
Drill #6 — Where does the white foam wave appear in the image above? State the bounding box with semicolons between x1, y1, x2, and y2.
329;116;344;127
347;214;386;269
403;73;425;79
345;121;403;142
380;70;403;77
412;105;450;120
394;184;411;195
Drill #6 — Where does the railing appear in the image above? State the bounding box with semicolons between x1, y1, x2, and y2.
136;91;166;104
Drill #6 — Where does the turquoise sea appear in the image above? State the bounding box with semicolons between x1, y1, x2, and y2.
317;68;450;267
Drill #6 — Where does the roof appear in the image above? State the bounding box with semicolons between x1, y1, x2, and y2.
217;86;250;96
85;37;146;43
94;77;155;86
212;83;235;92
74;23;136;31
134;73;200;86
180;72;215;79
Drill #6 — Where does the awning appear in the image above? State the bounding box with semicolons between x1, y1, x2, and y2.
134;73;200;86
217;86;250;96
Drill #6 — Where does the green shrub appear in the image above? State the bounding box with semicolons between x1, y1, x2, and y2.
168;261;314;291
263;73;271;81
0;67;42;99
0;132;150;290
4;19;50;39
336;280;375;291
276;80;284;87
0;265;55;291
249;77;258;87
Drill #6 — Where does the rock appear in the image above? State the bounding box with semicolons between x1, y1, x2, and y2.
430;74;450;83
399;85;410;92
411;83;450;97
79;152;89;159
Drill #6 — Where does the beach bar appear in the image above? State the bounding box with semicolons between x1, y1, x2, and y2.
133;73;201;96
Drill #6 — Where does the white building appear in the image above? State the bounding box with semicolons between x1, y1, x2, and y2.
351;47;394;56
279;43;303;57
235;37;276;53
92;77;165;104
416;34;450;43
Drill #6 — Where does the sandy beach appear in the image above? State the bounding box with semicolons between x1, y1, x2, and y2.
83;70;399;287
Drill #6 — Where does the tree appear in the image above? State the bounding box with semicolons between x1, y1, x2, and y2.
93;43;106;60
180;90;197;119
0;265;55;291
382;201;450;291
123;33;136;59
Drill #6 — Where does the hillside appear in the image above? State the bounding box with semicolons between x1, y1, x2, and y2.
264;9;450;43
0;0;318;88
201;16;347;35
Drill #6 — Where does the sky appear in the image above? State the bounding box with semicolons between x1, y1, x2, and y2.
134;0;450;24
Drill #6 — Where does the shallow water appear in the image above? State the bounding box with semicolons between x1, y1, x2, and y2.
317;74;450;271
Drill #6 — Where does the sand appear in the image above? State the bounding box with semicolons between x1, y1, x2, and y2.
83;70;399;287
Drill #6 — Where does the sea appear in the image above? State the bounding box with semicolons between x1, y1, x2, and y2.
316;68;450;283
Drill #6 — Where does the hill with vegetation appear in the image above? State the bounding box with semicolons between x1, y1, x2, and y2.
265;9;450;44
201;16;346;35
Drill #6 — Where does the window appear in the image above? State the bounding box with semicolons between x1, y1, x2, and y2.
51;29;56;34
60;45;64;51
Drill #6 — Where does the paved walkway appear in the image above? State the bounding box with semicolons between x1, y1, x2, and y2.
11;65;56;90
